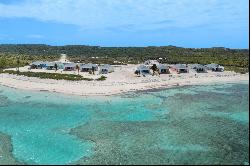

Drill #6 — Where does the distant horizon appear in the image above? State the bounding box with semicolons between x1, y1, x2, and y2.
0;43;248;49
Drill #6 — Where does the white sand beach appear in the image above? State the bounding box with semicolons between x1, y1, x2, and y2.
0;65;249;96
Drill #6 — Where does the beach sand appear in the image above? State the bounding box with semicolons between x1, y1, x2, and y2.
0;65;249;96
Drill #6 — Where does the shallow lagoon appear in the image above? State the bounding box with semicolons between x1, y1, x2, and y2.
0;82;249;165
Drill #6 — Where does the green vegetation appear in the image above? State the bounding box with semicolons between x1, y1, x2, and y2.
224;66;248;74
151;64;159;76
0;44;248;73
96;75;107;81
1;70;88;81
0;70;108;81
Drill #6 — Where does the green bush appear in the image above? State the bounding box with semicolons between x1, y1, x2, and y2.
96;75;107;81
1;70;91;81
0;70;111;81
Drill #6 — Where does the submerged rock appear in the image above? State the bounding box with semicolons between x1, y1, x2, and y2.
0;96;11;107
0;132;24;165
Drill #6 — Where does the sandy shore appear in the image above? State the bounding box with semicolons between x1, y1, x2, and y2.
0;65;249;96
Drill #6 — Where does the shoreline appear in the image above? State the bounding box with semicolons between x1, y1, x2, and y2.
0;72;248;97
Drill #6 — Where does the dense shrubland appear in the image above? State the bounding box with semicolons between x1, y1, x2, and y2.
0;44;248;73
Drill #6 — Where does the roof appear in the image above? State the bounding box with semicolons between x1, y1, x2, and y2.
64;63;76;68
100;64;112;69
30;61;46;66
137;65;150;70
157;64;169;69
205;63;225;69
174;64;188;69
80;63;98;69
190;64;206;69
46;62;57;66
218;65;225;69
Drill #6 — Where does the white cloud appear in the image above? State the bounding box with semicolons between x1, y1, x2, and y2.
0;0;248;31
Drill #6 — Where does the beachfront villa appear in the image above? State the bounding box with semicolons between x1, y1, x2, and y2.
205;63;225;72
29;61;65;70
28;60;117;74
29;61;47;69
63;63;76;71
189;64;207;73
47;62;65;70
157;64;170;74
57;62;65;69
80;63;98;72
27;59;228;78
46;62;57;70
136;65;151;75
172;64;189;74
99;64;114;74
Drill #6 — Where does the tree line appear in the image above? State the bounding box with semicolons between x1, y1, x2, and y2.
0;44;248;73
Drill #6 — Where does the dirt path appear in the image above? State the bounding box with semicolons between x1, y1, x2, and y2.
58;54;69;63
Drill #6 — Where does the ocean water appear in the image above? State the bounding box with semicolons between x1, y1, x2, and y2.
0;82;249;165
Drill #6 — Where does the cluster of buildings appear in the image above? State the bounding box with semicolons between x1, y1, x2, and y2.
29;60;225;76
135;60;225;75
29;61;114;74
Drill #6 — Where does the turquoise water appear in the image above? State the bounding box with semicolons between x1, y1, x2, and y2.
0;82;249;165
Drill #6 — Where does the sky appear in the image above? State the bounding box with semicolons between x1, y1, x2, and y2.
0;0;249;48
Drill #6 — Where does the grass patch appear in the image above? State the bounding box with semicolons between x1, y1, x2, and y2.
1;70;94;81
0;70;109;81
96;75;107;81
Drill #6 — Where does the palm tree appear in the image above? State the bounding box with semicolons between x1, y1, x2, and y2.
92;66;95;75
54;63;58;72
17;56;20;73
151;64;158;76
76;64;80;75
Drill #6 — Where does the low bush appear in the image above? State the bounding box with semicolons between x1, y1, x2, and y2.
96;75;107;81
1;70;90;81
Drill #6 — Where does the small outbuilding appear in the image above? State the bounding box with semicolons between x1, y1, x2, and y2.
99;64;114;74
63;63;76;71
172;64;189;74
46;62;57;70
157;64;170;74
135;65;151;75
190;64;207;73
80;63;98;72
205;63;224;72
29;61;47;69
58;62;65;69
